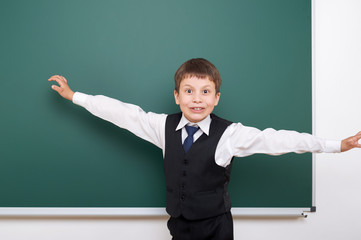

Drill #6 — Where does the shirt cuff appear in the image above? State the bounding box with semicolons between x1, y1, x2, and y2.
72;92;89;107
324;140;342;153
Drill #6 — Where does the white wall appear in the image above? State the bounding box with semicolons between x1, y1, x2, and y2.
1;0;361;239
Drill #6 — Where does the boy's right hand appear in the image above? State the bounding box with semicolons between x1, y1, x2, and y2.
48;75;75;101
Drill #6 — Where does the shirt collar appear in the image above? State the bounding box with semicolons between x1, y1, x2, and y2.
175;114;211;136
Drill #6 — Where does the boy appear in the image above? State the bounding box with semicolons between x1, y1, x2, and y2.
48;58;361;240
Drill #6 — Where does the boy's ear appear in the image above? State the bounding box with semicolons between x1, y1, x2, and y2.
214;92;221;106
174;90;180;105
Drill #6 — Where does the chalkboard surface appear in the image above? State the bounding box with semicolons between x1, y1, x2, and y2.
0;0;312;208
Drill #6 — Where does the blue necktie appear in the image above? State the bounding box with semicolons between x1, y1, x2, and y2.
183;125;199;153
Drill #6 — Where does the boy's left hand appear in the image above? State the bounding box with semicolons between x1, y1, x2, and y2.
341;132;361;152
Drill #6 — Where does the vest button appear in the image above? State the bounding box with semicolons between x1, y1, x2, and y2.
181;195;185;201
184;159;188;165
182;171;187;177
181;183;185;190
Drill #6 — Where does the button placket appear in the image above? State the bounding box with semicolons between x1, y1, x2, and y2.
180;158;188;201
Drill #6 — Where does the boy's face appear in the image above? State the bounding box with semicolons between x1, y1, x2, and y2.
174;76;220;123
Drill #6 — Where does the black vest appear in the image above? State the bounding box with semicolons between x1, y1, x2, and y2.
164;113;233;220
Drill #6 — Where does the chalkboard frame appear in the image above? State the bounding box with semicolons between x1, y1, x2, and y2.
0;0;315;214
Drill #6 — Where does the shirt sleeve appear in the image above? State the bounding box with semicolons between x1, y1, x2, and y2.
215;122;341;167
72;92;167;150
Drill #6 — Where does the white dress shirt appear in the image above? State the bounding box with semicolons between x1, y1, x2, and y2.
72;92;341;167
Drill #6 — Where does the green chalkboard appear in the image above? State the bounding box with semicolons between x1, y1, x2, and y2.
0;0;312;208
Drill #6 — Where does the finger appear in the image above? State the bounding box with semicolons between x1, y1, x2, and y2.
48;75;66;83
52;78;64;88
351;137;361;147
60;76;68;83
48;76;62;83
51;85;62;93
56;75;67;83
48;76;66;87
354;133;361;140
48;75;62;80
353;141;361;148
356;137;361;147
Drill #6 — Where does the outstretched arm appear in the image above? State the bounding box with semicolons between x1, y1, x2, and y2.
48;75;167;151
48;75;75;101
221;123;359;164
341;132;361;152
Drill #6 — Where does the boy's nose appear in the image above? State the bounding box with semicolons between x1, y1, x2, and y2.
193;94;202;103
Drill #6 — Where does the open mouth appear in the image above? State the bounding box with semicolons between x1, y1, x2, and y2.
191;107;204;112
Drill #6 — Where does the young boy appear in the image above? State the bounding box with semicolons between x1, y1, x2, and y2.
48;58;361;240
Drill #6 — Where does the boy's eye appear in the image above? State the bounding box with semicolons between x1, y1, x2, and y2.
186;89;192;94
203;90;209;94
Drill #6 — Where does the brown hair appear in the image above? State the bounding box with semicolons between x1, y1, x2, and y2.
174;58;222;93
